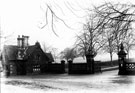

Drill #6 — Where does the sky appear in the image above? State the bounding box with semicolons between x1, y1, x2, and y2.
1;0;135;54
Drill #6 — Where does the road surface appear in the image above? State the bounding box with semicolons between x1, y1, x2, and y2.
1;70;135;93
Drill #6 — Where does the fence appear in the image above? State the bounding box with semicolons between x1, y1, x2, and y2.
7;59;119;75
100;60;118;67
68;60;101;74
46;60;65;73
120;62;135;75
68;63;88;74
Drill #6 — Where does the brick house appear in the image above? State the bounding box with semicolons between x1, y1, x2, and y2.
2;35;54;75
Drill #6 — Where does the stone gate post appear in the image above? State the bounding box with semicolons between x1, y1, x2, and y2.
61;60;65;73
86;50;94;74
118;43;127;75
68;60;72;74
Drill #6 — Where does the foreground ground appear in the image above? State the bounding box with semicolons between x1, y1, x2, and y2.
1;70;135;93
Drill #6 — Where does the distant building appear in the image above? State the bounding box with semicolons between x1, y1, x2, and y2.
2;35;54;75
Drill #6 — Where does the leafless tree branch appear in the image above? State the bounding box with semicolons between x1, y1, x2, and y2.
40;3;74;36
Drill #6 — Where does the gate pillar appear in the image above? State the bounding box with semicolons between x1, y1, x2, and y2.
118;43;127;75
16;60;26;75
86;49;95;74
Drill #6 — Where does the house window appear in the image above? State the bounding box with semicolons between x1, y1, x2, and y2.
35;54;40;61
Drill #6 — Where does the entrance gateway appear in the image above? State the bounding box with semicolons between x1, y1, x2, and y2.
118;43;135;75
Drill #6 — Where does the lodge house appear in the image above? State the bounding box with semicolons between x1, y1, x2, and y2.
2;35;54;75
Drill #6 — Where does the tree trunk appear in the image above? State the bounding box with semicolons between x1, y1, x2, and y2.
110;52;113;66
127;51;129;60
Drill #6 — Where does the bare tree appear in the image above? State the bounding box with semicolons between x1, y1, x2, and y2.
41;42;51;53
42;42;58;61
60;48;77;61
123;29;135;59
75;14;106;59
94;2;135;52
75;2;135;62
75;31;89;59
101;28;116;63
49;47;58;62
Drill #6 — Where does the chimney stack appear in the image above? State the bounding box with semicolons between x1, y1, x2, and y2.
23;35;29;48
17;35;29;60
17;35;29;48
17;35;21;48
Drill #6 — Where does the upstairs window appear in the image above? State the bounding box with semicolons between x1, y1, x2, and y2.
35;54;40;61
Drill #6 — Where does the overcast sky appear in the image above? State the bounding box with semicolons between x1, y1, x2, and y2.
1;0;135;53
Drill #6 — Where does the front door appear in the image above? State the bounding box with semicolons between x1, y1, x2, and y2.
16;60;26;75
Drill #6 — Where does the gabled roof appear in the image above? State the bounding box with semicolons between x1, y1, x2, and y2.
2;45;41;61
2;45;18;61
25;41;42;57
25;45;37;56
45;53;54;62
2;44;54;62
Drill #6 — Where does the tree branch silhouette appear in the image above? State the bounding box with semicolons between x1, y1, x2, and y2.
40;3;74;37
